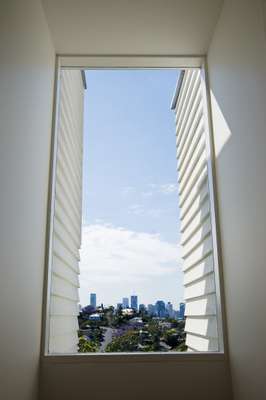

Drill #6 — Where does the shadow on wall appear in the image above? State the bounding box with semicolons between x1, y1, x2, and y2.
207;43;266;399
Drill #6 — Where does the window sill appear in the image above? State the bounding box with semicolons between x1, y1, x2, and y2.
42;351;226;364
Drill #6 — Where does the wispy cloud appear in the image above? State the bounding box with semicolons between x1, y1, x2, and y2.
148;183;178;195
128;204;144;215
141;191;153;198
128;204;164;218
122;183;178;199
147;208;164;218
121;186;135;196
160;183;178;194
79;224;181;284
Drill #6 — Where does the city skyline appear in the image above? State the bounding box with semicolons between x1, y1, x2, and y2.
86;291;184;315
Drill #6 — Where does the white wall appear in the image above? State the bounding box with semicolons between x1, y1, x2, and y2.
207;0;266;399
42;0;223;55
0;1;55;399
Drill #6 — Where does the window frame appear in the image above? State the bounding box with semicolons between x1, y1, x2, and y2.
41;55;228;361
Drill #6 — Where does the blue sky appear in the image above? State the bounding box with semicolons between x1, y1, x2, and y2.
79;69;184;309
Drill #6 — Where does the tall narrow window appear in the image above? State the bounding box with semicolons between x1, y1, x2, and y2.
44;65;223;355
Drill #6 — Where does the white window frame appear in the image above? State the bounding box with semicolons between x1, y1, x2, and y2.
41;55;228;362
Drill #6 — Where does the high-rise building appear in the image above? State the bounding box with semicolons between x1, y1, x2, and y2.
147;304;156;316
130;295;138;311
179;302;185;320
139;304;146;313
155;300;166;318
166;301;174;318
116;303;123;311
90;293;96;309
122;297;129;308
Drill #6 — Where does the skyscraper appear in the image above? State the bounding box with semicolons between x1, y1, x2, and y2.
179;302;185;320
90;293;96;309
166;301;174;318
147;304;156;316
139;304;146;313
130;295;138;311
155;300;166;318
122;297;129;308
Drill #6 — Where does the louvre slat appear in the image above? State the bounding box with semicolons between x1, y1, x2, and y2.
62;71;83;131
181;199;210;244
185;316;218;338
179;132;205;187
175;71;192;127
57;152;81;207
51;273;80;301
61;86;83;153
56;163;81;220
61;94;83;155
53;234;79;273
59;106;82;179
186;333;218;352
54;199;80;247
183;235;213;272
177;97;203;161
179;165;207;208
184;273;215;300
179;147;206;195
185;294;217;316
176;71;198;144
183;254;213;285
56;133;81;199
178;128;205;183
54;214;79;249
49;332;78;354
60;84;83;155
182;218;212;259
60;89;83;152
177;75;202;151
50;295;80;316
53;218;79;260
52;252;80;286
181;185;209;231
64;71;84;143
55;180;81;235
50;315;79;336
56;168;79;222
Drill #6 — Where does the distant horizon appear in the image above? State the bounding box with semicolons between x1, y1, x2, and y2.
79;69;184;309
81;292;184;311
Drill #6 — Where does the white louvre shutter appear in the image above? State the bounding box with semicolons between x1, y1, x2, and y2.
49;70;85;353
172;69;220;352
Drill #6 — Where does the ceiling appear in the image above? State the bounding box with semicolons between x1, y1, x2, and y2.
42;0;223;55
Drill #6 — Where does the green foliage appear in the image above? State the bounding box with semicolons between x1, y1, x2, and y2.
172;341;187;352
89;327;103;343
105;330;139;352
78;336;98;353
163;328;179;348
177;320;185;331
78;305;187;353
165;318;179;327
141;321;161;351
